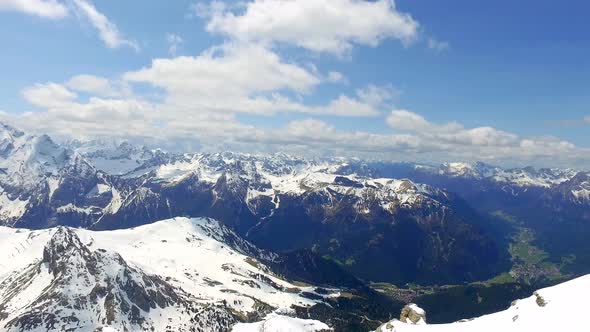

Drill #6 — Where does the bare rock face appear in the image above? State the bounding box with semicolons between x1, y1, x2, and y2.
400;303;427;325
373;303;428;332
534;291;548;307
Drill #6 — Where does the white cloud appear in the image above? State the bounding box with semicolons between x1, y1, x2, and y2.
21;82;77;108
387;109;518;147
6;85;589;166
380;110;585;165
71;0;138;51
123;43;391;117
204;0;419;55
66;74;127;97
387;109;434;131
125;43;319;102
357;85;398;107
0;0;68;19
427;38;450;53
167;33;183;56
327;71;345;83
584;116;590;124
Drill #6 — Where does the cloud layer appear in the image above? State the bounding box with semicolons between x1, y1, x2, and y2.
0;0;587;167
204;0;419;55
0;0;68;19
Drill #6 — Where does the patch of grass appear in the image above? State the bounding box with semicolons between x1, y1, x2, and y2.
290;280;312;287
490;210;569;284
491;210;518;224
337;291;363;300
483;272;515;285
345;257;356;266
509;233;549;265
322;254;344;266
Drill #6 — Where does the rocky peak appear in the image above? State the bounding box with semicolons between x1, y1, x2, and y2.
42;227;94;277
4;225;239;331
0;122;24;139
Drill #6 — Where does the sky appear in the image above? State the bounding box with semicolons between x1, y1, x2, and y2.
0;0;588;167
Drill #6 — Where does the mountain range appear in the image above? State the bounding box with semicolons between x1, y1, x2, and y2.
1;122;589;285
0;121;589;330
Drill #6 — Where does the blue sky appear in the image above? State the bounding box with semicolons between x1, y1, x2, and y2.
0;0;588;167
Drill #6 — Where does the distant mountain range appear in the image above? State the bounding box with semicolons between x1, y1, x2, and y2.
0;121;589;286
1;121;590;331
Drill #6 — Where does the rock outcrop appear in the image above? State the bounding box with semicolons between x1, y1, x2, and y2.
400;303;427;324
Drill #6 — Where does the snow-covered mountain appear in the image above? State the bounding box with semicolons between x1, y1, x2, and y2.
0;121;586;232
0;217;338;331
1;122;589;285
0;123;72;190
374;274;590;332
411;161;579;189
64;138;170;176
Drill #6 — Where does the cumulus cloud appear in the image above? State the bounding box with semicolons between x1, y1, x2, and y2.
387;109;458;132
125;43;319;99
327;71;345;83
122;43;385;117
71;0;139;51
204;0;419;55
2;1;587;167
8;71;587;167
380;109;585;165
66;74;128;97
387;110;518;147
0;0;68;19
8;79;587;167
21;82;77;108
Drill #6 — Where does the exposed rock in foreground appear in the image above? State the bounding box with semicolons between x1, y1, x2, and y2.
400;304;427;325
373;275;590;331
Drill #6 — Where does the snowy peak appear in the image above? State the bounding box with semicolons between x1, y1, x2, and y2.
67;138;169;176
0;217;336;331
42;227;94;276
0;122;24;138
0;127;71;190
552;171;590;204
0;122;24;158
414;161;580;188
438;161;498;179
152;153;443;214
1;226;238;332
571;172;590;203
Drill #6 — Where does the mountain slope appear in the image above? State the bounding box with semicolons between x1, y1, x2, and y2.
0;227;236;332
0;217;338;331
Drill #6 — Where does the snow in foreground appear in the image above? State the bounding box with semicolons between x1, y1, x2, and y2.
375;274;590;332
232;312;330;332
